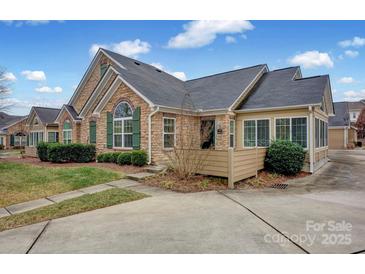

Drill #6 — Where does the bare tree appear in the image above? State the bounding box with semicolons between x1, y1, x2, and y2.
166;92;213;179
355;107;365;141
0;68;12;111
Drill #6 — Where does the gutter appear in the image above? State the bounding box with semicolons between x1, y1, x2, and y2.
148;106;160;164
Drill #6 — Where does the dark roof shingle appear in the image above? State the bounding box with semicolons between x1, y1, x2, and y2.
329;102;350;127
33;107;60;124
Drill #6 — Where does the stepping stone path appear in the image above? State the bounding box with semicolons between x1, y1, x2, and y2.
0;167;163;217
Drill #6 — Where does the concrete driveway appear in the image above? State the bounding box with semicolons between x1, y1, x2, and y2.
0;150;364;254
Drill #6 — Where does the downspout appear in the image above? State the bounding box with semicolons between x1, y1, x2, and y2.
309;106;314;173
148;106;160;165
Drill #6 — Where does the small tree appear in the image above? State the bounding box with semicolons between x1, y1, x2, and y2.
0;68;12;111
355;107;365;140
166;93;212;179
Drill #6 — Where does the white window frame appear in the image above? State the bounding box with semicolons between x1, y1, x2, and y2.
63;120;72;144
113;102;133;149
162;117;176;149
47;131;59;143
29;131;44;147
274;116;309;149
242;118;271;148
315;117;328;149
229;119;235;148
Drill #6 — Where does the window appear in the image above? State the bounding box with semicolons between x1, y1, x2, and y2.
275;118;290;141
275;117;308;148
0;137;3;145
63;121;72;144
352;112;356;119
315;118;328;148
229;120;235;148
292;118;307;148
243;119;270;147
315;118;320;148
29;131;44;147
48;132;59;143
163;117;176;149
113;102;133;148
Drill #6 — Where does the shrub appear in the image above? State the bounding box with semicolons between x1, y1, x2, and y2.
102;153;114;163
117;152;132;165
131;150;147;166
37;142;49;161
96;153;105;163
264;140;305;175
111;152;122;163
47;143;96;163
0;144;4;150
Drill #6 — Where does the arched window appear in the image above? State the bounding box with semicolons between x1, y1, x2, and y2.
63;120;72;144
113;102;133;148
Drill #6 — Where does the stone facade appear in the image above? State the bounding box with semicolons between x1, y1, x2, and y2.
4;118;27;149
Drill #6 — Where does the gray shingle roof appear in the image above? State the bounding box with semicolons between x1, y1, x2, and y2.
185;65;267;110
64;105;81;120
33;107;60;125
329;102;350;127
0;112;27;130
237;67;329;110
347;101;365;111
104;49;267;110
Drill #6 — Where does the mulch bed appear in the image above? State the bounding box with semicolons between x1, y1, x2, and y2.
235;170;310;189
142;172;229;192
142;170;310;192
0;156;144;174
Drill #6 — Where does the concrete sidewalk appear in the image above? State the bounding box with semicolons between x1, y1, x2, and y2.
1;178;140;217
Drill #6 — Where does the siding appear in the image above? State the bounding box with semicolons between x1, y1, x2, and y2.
329;128;345;149
232;148;266;182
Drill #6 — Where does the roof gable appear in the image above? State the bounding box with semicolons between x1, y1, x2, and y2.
329;102;350;127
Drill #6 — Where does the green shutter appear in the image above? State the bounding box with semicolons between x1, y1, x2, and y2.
89;121;96;144
10;134;14;146
106;112;113;148
132;107;141;150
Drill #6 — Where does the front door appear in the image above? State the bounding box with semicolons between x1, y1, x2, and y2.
200;120;215;149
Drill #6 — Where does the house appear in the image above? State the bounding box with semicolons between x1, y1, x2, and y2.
24;48;334;186
329;102;357;149
348;100;365;124
24;106;60;156
0;112;28;149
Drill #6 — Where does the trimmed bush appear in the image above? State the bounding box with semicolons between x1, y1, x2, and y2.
96;153;105;163
117;152;132;165
47;143;96;163
37;142;49;161
131;150;147;166
111;152;122;163
265;140;306;175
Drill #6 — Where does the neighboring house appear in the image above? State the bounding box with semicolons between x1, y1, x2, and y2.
24;48;334;186
329;102;357;149
0;112;28;149
24;106;60;156
348;100;365;124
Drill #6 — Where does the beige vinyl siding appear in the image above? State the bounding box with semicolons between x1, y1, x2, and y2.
196;150;229;177
232;148;266;182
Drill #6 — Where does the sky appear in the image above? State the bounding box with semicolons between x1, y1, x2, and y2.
0;20;365;115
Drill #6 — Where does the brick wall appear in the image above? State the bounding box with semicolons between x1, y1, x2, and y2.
58;111;80;143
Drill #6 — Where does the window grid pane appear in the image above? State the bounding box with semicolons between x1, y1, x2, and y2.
164;118;175;133
292;118;307;148
276;118;290;141
124;134;133;147
164;134;174;148
244;120;256;147
114;134;122;147
124;119;133;133
257;119;270;147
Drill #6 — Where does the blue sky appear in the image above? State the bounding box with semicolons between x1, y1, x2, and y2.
1;20;365;115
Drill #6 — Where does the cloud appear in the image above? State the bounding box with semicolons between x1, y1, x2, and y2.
338;36;365;48
225;36;237;44
21;70;46;81
344;50;359;58
1;20;50;27
338;77;355;84
288;51;334;69
35;86;63;93
233;65;242;69
0;97;66;111
150;62;187;81
89;39;151;58
1;72;17;82
167;20;254;49
343;89;365;101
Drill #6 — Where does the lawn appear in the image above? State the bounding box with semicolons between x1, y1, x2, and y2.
0;188;148;232
0;162;122;207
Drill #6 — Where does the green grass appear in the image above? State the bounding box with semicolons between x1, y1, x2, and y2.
0;162;122;207
0;188;148;232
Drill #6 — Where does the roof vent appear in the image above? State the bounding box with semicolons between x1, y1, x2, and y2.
134;62;140;66
156;69;162;73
